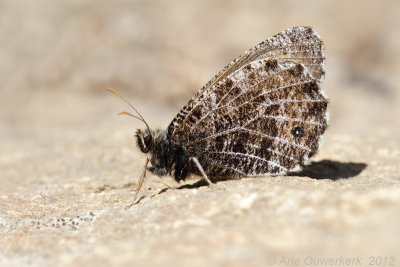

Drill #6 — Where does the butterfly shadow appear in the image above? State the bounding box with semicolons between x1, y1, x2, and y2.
174;160;367;191
152;160;367;200
147;180;209;201
290;160;367;180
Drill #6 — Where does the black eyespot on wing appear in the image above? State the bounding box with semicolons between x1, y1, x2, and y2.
291;126;304;138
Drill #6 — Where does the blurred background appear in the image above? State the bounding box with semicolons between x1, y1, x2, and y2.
1;0;399;266
1;0;399;136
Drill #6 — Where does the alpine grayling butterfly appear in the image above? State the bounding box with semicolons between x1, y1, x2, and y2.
108;26;328;208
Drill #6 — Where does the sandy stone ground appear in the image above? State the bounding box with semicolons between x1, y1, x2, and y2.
1;1;399;266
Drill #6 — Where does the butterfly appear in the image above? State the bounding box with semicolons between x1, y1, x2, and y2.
108;26;328;207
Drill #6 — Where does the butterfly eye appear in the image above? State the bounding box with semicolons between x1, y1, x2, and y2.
144;134;152;147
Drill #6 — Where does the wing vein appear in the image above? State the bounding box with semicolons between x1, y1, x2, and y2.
188;127;311;152
207;162;247;176
207;146;295;161
260;115;324;126
207;151;287;171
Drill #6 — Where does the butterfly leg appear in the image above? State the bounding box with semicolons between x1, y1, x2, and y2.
125;158;149;209
189;156;214;186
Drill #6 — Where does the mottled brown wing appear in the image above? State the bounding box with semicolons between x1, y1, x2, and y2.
172;59;327;178
168;26;325;139
167;27;327;178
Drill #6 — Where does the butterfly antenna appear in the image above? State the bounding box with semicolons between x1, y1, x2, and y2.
106;88;150;131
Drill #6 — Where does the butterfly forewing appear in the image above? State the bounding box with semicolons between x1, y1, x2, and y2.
167;26;328;179
241;26;325;82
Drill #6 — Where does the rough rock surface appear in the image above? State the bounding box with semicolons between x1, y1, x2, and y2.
1;1;399;266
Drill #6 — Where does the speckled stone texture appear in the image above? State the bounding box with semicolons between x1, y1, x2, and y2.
1;1;399;266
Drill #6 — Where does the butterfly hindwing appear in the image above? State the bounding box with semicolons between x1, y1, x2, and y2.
183;60;327;178
167;26;327;179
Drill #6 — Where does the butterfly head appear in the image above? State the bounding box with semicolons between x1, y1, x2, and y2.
136;129;153;153
135;128;169;173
